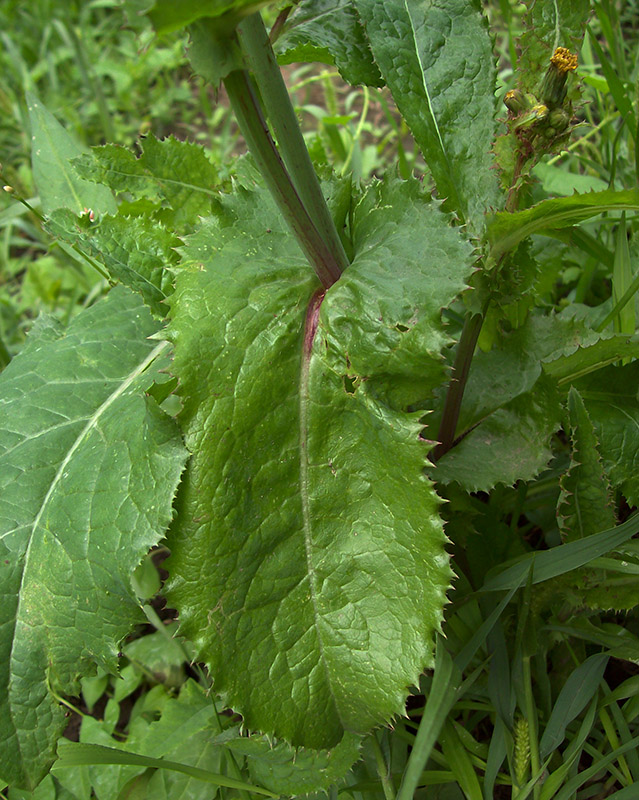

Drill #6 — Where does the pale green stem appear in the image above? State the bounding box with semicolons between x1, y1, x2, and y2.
236;13;349;276
341;84;370;176
224;68;342;288
370;733;396;800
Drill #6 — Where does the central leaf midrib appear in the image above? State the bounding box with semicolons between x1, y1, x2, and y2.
297;289;340;719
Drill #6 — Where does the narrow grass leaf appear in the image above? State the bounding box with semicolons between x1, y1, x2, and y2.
396;638;460;800
481;512;639;592
487;188;639;260
554;735;639;800
539;696;598;800
539;654;609;759
612;212;635;335
588;32;637;139
605;784;639;799
55;742;278;798
439;721;482;800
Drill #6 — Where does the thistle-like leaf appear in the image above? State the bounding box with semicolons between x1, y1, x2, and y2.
0;287;187;789
165;177;473;748
355;0;501;231
557;388;616;541
518;0;591;95
74;135;218;230
46;210;181;316
576;361;639;506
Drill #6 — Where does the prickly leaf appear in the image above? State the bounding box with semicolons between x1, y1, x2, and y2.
166;178;472;748
356;0;501;231
0;287;187;789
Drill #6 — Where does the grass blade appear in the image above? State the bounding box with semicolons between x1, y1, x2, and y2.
481;513;639;592
55;742;278;798
396;638;460;800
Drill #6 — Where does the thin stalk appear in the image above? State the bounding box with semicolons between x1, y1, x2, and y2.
370;733;396;800
224;68;342;289
432;311;484;462
236;13;349;275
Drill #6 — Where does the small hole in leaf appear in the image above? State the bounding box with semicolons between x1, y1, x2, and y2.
395;323;409;332
343;375;359;394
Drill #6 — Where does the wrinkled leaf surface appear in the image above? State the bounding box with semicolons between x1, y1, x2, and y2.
166;178;472;748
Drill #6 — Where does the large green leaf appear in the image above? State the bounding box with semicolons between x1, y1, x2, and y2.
166;178;472;749
428;313;591;491
355;0;500;231
487;189;639;260
275;0;382;87
225;730;361;796
27;92;116;216
0;287;187;789
433;374;562;492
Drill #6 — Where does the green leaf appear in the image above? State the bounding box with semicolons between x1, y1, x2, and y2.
74;136;218;230
539;653;608;759
166;178;472;749
46;210;180;316
612;213;635;335
487;188;639;260
575;362;639;506
482;512;639;592
433;374;562;492
427;312;592;491
542;333;639;384
224;731;362;796
55;742;277;798
557;389;616;541
186;17;246;86
0;287;188;790
27;92;116;216
355;0;500;231
275;0;382;88
147;0;270;34
517;0;591;94
123;625;186;688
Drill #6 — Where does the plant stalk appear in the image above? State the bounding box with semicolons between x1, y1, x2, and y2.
432;311;484;461
236;13;350;275
370;734;396;800
224;68;342;289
